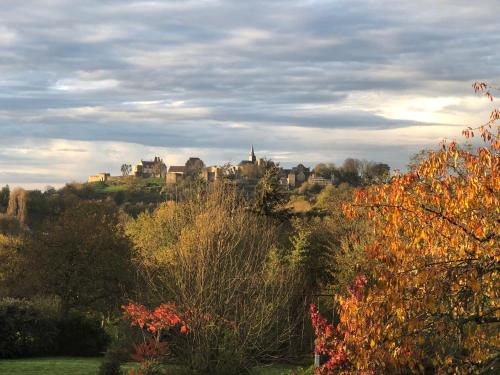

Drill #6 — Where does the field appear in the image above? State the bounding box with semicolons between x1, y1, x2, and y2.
0;357;311;375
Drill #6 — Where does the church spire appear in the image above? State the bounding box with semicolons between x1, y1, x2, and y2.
249;145;256;163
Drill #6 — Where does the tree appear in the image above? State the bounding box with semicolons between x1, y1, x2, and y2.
127;184;301;373
253;166;288;216
0;185;9;213
339;158;362;186
360;161;390;185
313;84;499;373
0;233;25;297
184;157;205;178
7;188;27;225
313;163;337;179
121;164;132;176
25;201;135;316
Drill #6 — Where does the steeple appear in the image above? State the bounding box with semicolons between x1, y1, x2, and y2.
249;145;256;163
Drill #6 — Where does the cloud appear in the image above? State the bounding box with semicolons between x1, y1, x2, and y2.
53;78;120;92
0;26;17;46
0;0;499;187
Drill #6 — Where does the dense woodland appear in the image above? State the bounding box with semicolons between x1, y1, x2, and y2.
0;86;498;374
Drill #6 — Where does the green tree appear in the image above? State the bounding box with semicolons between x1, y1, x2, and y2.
0;233;25;297
313;163;337;179
339;158;362;186
121;163;132;176
253;166;288;216
360;161;390;184
25;201;134;315
185;157;205;178
0;186;9;213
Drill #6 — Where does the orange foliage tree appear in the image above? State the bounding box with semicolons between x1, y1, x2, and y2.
313;84;499;374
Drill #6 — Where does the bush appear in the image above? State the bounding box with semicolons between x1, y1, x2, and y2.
0;298;59;358
129;360;165;375
104;319;140;362
98;352;124;375
57;311;110;356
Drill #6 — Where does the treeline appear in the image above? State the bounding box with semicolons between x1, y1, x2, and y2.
312;158;390;186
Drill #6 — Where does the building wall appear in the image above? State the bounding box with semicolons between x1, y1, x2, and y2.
166;172;183;184
308;175;332;186
202;166;222;182
88;173;110;183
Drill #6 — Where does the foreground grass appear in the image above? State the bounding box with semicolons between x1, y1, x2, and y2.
0;357;109;375
0;357;313;375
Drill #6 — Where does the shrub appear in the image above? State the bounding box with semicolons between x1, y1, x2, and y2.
0;298;58;358
128;360;165;375
104;319;140;362
57;311;110;356
98;351;124;375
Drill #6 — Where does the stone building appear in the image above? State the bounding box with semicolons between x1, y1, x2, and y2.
308;173;333;187
133;157;166;178
166;166;186;184
283;164;310;187
88;173;110;183
202;166;222;182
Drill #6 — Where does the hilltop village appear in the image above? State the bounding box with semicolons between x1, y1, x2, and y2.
88;146;335;189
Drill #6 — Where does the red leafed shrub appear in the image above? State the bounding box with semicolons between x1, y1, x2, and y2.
122;303;188;364
310;275;368;374
130;338;169;362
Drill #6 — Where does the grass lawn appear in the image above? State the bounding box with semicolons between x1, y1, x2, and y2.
0;357;312;375
0;357;142;375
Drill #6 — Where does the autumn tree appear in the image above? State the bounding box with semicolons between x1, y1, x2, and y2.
127;183;302;373
313;84;499;374
7;188;27;225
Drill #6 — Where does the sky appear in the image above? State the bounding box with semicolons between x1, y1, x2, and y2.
1;0;500;189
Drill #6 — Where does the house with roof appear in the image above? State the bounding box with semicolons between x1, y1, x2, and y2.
133;156;166;178
308;173;333;187
282;164;310;187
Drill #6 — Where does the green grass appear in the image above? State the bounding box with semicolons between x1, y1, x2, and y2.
0;357;105;375
252;363;313;375
89;176;165;192
99;184;129;193
0;358;312;375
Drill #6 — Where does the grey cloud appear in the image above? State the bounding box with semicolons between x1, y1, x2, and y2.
0;0;499;186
